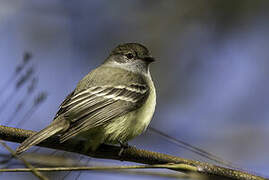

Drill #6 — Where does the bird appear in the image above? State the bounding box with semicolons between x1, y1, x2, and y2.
15;43;156;155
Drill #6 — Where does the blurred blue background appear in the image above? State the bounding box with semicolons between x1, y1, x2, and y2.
0;0;269;179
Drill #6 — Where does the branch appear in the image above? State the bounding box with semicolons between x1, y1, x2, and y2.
0;141;48;180
0;165;194;179
0;164;201;172
0;125;266;180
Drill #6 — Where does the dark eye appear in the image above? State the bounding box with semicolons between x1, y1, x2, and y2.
125;53;134;59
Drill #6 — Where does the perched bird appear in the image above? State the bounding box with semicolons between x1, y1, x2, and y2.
16;43;156;154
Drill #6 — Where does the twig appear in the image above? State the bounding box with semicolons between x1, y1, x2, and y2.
0;67;34;115
149;126;237;168
0;167;191;179
0;125;266;180
0;164;196;172
0;141;48;180
15;91;47;127
0;52;32;97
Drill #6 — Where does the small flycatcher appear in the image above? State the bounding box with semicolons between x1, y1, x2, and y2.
16;43;156;154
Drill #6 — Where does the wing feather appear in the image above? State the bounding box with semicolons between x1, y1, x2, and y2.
54;84;149;142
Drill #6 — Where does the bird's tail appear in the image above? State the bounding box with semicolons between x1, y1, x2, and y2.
15;117;69;155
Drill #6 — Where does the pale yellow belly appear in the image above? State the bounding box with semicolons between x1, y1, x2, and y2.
103;81;156;144
81;79;156;151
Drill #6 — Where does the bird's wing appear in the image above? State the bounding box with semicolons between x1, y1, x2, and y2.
55;83;149;142
54;91;75;119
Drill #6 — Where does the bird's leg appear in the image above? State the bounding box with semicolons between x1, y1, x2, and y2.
118;140;129;157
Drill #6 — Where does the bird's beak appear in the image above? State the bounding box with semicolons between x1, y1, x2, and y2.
142;57;155;63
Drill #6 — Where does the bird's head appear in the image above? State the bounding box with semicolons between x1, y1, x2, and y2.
104;43;155;74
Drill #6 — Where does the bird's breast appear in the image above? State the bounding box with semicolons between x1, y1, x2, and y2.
103;77;156;143
135;79;156;133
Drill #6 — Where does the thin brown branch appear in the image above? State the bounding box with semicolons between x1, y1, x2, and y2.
0;164;195;172
0;125;266;180
0;141;48;180
0;167;191;179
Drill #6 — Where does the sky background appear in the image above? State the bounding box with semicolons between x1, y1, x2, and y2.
0;0;269;179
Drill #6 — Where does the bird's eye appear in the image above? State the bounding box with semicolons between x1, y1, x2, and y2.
125;53;134;59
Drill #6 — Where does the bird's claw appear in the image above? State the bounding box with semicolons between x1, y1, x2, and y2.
118;141;129;158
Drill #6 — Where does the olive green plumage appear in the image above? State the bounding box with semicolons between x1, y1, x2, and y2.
16;43;156;154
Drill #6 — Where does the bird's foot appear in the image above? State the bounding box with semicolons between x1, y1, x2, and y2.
118;141;129;158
